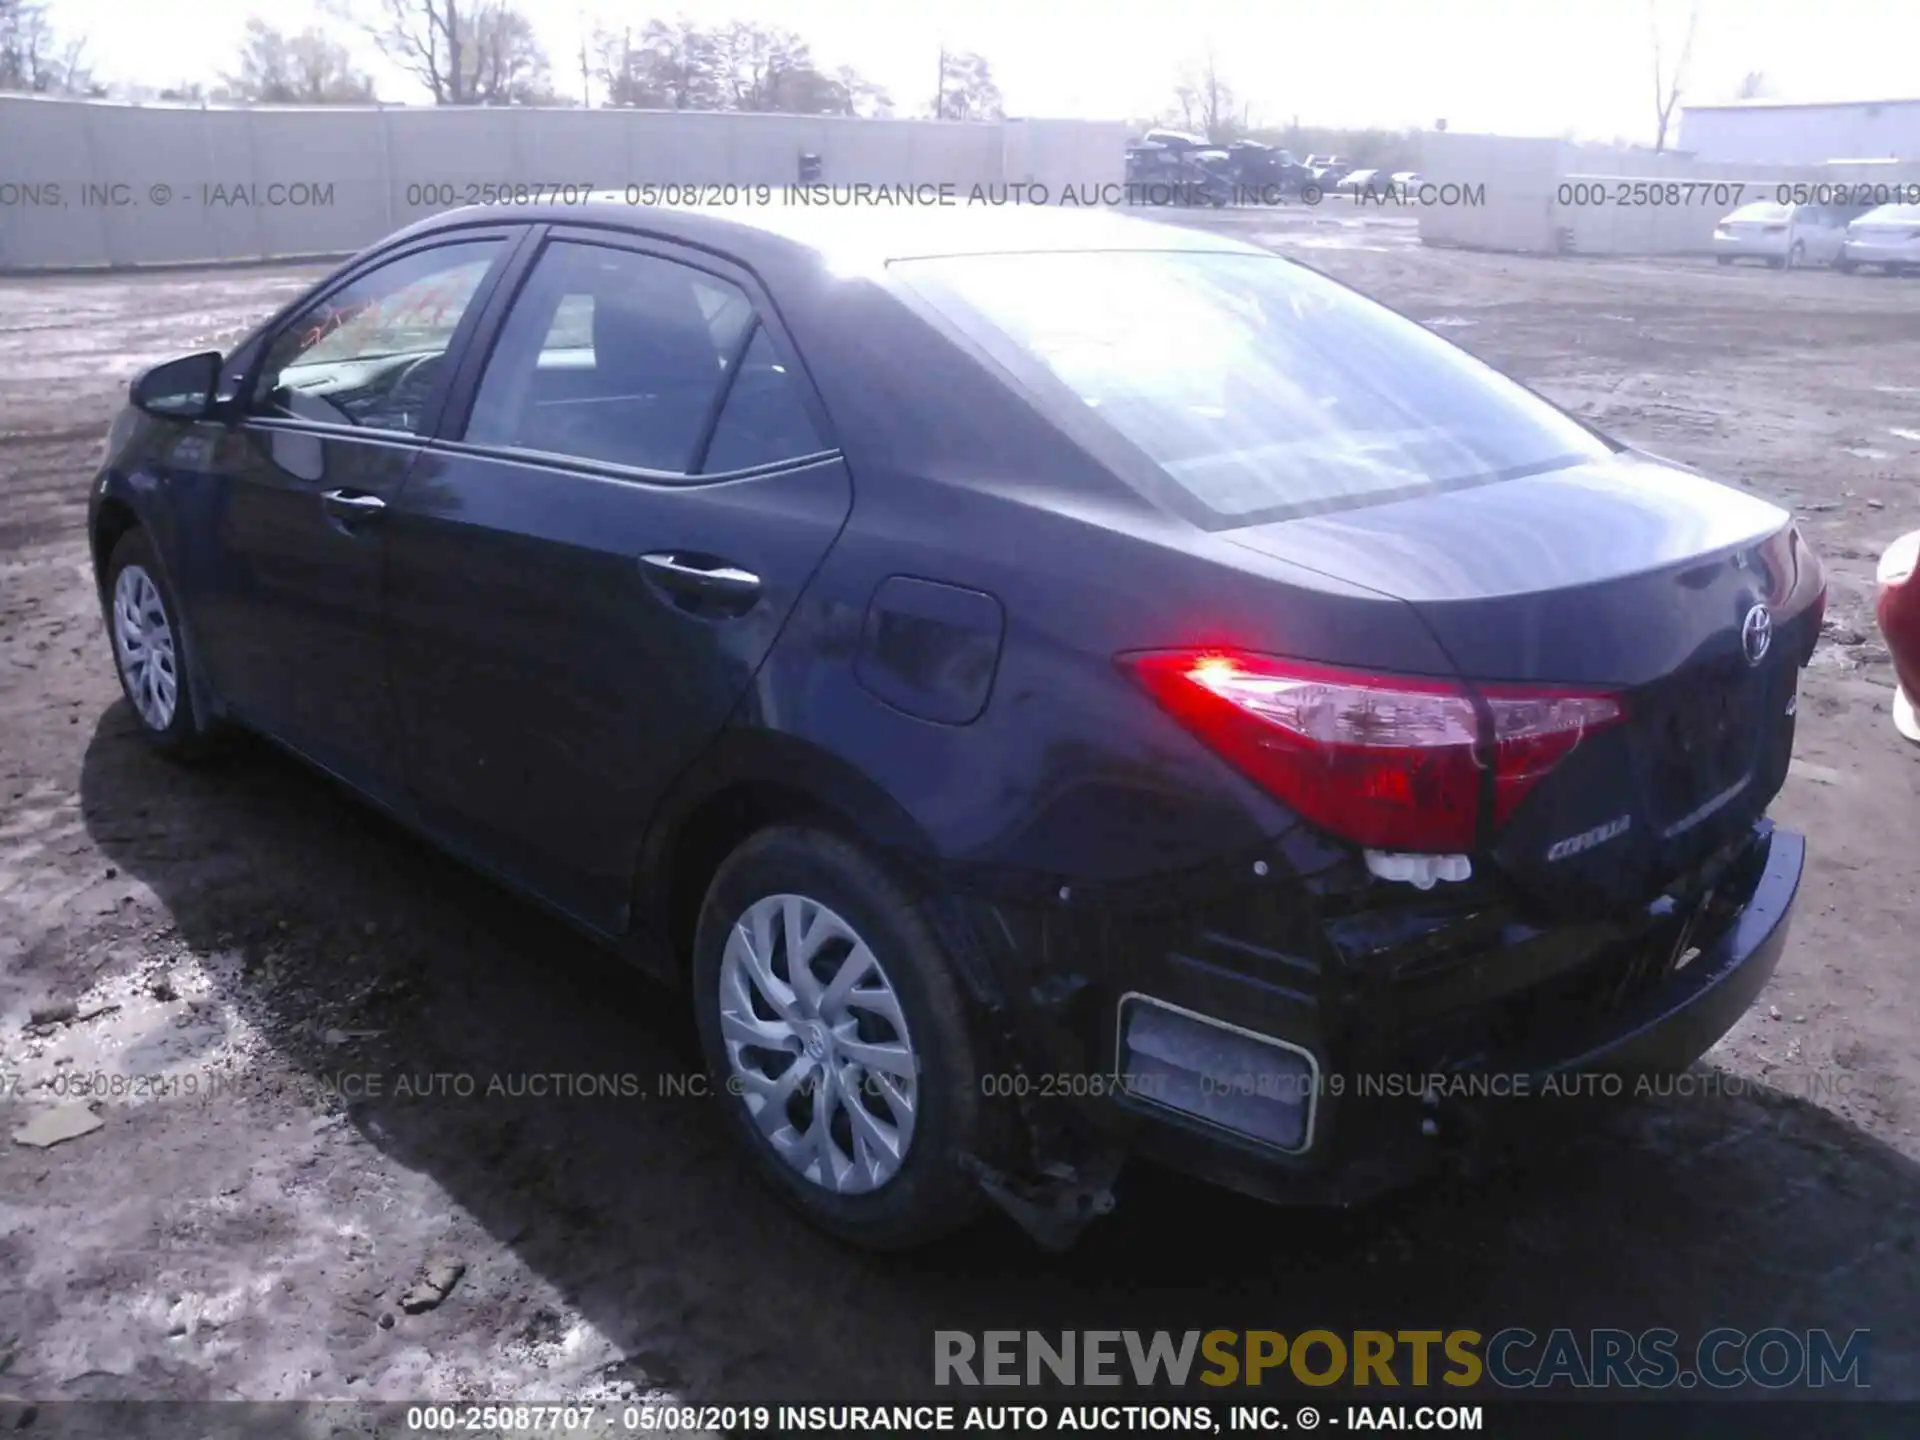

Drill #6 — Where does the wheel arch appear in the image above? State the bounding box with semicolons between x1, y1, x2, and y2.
90;493;143;600
634;730;943;985
89;482;225;734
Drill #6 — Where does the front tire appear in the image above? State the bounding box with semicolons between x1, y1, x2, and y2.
691;826;987;1249
103;529;210;760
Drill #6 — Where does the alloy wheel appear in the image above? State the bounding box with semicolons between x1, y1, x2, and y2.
112;564;178;732
717;892;918;1194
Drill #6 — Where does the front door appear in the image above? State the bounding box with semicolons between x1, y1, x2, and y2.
385;231;852;930
178;235;517;797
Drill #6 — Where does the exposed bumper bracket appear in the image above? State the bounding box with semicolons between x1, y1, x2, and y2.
960;1149;1123;1251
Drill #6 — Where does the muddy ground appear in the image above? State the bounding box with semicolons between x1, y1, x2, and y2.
2;218;1918;1408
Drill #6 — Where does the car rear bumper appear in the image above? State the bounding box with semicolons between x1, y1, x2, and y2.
961;820;1802;1213
1711;234;1788;259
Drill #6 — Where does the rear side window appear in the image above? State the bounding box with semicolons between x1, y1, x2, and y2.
700;328;827;473
894;250;1612;524
465;241;752;474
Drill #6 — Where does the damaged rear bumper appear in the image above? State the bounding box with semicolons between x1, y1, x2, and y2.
948;819;1802;1232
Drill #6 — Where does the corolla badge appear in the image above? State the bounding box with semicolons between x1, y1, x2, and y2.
1545;814;1632;862
1741;602;1772;666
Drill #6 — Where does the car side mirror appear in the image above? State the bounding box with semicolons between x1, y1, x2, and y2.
131;351;223;421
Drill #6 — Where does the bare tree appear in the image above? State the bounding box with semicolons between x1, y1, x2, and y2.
836;64;890;118
1650;0;1699;153
595;20;880;116
708;21;810;112
324;0;551;104
934;49;1001;120
468;6;554;103
225;19;376;102
0;0;95;93
1170;53;1239;142
593;19;723;109
1735;69;1770;100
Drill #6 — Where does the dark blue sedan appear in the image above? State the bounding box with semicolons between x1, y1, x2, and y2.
90;200;1821;1249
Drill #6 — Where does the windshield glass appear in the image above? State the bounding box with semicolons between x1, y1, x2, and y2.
894;249;1613;524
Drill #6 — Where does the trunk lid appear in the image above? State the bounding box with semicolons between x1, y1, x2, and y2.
1227;451;1823;911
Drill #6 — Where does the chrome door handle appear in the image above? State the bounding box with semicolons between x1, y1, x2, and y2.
638;552;761;596
321;489;387;521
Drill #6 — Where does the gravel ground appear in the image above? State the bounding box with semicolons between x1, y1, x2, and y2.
1;221;1918;1407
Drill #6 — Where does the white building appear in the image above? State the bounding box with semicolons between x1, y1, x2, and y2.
1678;97;1920;165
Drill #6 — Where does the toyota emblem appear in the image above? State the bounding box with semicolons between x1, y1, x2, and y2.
1741;602;1773;666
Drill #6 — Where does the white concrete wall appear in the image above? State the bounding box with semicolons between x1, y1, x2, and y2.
1418;129;1920;256
0;96;1126;270
1416;131;1563;254
1679;100;1920;165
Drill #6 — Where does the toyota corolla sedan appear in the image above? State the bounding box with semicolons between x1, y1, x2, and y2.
91;200;1820;1250
1711;201;1851;268
1839;202;1920;273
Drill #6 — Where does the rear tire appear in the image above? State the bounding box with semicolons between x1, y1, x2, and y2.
1716;255;1734;266
1836;257;1857;274
103;529;212;761
691;825;987;1249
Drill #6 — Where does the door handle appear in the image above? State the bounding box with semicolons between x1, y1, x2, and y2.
322;489;387;524
638;552;762;605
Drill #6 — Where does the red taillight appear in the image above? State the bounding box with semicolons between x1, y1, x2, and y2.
1122;650;1625;853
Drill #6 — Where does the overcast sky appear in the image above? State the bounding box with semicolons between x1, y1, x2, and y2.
43;0;1920;143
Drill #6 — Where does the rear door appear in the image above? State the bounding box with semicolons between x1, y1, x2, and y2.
385;227;851;931
174;231;519;797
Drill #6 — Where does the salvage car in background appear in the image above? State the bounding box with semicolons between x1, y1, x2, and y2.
1226;139;1315;199
1712;201;1853;269
1334;167;1390;197
1839;203;1920;274
1305;154;1353;187
93;200;1822;1250
1124;136;1234;206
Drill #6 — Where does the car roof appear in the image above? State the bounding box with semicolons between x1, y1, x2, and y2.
391;195;1271;272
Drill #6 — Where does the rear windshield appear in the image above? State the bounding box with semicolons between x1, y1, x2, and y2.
893;250;1612;524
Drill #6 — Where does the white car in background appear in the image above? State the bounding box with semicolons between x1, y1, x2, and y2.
1839;203;1920;274
1333;168;1396;199
1711;201;1853;269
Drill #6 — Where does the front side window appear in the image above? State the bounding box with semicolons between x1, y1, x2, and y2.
252;241;502;434
894;249;1614;525
464;241;752;474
